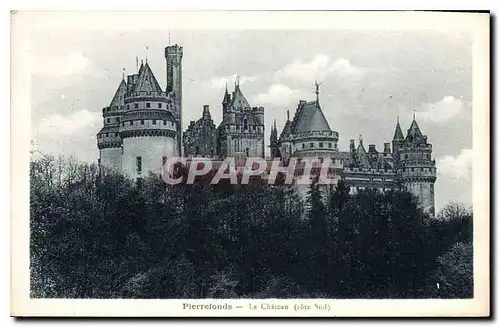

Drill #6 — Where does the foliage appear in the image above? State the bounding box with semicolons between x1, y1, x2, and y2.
30;156;473;299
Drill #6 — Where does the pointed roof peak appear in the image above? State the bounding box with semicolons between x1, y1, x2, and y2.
292;99;331;133
392;118;405;141
133;61;162;93
109;78;128;107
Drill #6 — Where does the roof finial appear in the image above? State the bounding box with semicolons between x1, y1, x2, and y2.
168;29;171;45
359;133;363;144
145;46;149;63
413;109;416;120
287;109;290;121
315;80;322;101
122;68;125;80
273;119;277;130
235;73;240;87
136;56;139;73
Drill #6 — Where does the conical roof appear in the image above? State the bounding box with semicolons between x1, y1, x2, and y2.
132;62;162;93
405;118;425;143
231;85;251;111
292;100;331;133
109;79;127;107
392;120;405;141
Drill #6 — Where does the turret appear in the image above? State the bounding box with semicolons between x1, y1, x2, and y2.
97;77;127;172
396;117;437;216
165;43;183;156
392;117;405;161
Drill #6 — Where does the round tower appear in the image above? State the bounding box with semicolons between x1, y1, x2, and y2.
97;79;127;172
120;62;179;180
396;118;437;216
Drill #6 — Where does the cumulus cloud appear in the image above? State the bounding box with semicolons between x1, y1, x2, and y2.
274;55;365;83
417;96;466;123
37;109;102;138
32;51;94;77
252;84;301;106
205;74;259;89
437;149;473;180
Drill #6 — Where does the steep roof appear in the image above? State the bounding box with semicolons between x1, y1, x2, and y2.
231;85;251;111
392;120;405;141
279;119;292;141
292;100;331;134
355;141;371;168
132;62;162;93
405;118;425;144
109;79;127;107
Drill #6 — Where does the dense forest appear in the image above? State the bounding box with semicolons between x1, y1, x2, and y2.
30;156;473;299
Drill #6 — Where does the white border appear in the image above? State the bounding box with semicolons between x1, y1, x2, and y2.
10;10;490;317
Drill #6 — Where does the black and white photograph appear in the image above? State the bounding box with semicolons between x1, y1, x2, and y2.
10;10;490;317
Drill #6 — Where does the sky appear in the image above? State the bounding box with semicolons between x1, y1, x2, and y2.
30;29;472;211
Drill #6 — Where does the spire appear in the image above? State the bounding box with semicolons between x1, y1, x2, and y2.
136;56;139;73
315;80;322;103
122;68;125;80
287;109;290;121
392;118;405;141
222;83;230;104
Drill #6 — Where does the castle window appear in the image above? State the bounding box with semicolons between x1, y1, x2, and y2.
404;154;408;160
319;142;323;148
163;120;167;125
253;126;256;131
146;103;151;108
310;142;314;148
153;120;156;125
302;143;305;149
158;103;162;109
130;121;133;126
141;120;144;125
127;105;130;110
328;142;332;148
136;157;142;174
335;143;338;149
116;117;120;122
107;118;110;123
246;147;249;157
105;133;108;137
134;103;139;109
243;118;248;130
162;156;167;165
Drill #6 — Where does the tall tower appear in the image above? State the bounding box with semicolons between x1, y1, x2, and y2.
392;116;405;163
269;120;280;158
395;117;437;216
165;44;183;155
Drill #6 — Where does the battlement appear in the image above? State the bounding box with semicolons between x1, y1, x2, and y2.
344;167;396;175
125;91;170;99
165;44;183;55
293;130;339;139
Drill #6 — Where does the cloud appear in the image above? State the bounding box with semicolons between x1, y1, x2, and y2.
274;55;365;83
252;84;301;106
37;109;102;138
417;96;466;123
32;51;94;77
205;74;259;89
437;149;473;180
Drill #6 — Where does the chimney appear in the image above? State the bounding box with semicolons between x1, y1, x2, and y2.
203;105;210;118
368;144;377;153
384;143;391;154
350;139;355;153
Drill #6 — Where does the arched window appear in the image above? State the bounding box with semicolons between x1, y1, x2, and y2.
243;118;248;130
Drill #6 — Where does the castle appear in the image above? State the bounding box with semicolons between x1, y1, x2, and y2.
97;43;437;216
